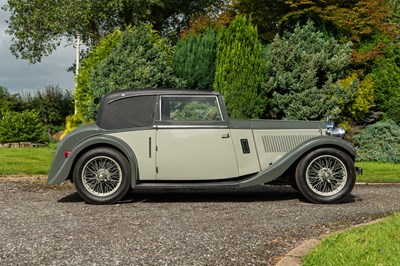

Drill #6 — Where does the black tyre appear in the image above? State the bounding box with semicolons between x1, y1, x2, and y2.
295;148;356;204
73;148;131;204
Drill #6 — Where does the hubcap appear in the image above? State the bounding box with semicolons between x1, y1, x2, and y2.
81;156;122;197
306;155;347;196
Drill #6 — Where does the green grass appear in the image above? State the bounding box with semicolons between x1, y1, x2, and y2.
302;213;400;266
355;161;400;183
0;145;399;183
0;144;57;175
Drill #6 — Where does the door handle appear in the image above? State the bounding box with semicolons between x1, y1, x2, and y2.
221;133;230;139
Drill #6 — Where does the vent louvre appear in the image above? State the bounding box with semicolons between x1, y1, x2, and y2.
262;135;319;153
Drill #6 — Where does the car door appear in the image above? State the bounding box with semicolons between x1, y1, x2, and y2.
156;95;239;180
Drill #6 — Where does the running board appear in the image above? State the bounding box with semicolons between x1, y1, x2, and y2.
134;181;242;189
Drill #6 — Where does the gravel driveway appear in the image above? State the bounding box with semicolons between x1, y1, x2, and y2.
1;181;399;266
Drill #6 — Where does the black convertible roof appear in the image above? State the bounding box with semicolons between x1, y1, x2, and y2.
97;89;220;130
103;89;220;104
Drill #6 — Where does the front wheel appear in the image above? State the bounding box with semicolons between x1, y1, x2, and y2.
73;148;131;204
295;148;356;204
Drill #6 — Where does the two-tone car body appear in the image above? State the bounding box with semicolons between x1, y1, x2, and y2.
48;89;361;204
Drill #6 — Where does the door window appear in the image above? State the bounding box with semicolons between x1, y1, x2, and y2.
160;96;223;121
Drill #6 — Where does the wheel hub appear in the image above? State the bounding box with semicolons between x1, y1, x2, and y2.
96;169;110;181
319;168;333;181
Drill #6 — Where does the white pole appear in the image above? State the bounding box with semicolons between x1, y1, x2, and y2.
74;34;81;115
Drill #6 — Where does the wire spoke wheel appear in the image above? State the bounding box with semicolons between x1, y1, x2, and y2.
306;155;347;197
81;156;123;197
296;148;356;204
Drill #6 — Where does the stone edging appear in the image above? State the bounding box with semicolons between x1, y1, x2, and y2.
0;142;46;148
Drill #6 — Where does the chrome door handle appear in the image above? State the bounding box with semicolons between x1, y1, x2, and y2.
221;133;230;139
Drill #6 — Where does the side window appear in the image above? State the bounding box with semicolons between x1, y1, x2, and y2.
161;96;222;121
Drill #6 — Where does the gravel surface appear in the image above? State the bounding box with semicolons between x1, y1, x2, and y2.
0;181;399;266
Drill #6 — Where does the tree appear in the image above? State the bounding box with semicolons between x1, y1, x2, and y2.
0;86;14;117
88;25;183;119
3;0;225;63
173;27;217;90
25;85;74;134
213;15;266;119
264;21;352;120
75;30;122;122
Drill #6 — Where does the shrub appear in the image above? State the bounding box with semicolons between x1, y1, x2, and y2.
60;114;83;139
353;120;400;162
0;110;49;143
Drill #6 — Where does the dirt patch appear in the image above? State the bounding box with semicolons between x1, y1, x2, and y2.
0;175;48;182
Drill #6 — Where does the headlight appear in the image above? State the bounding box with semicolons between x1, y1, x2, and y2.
325;116;345;139
326;127;346;139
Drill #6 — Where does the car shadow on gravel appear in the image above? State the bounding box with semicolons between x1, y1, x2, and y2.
58;187;359;205
57;186;307;204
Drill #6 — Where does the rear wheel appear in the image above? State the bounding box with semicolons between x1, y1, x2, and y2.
295;148;356;204
73;148;131;204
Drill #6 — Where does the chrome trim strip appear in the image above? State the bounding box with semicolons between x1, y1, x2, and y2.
156;125;228;129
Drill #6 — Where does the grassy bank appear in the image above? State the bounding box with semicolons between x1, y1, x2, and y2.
0;144;57;175
302;213;400;265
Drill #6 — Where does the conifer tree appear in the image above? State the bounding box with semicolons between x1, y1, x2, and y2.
173;27;217;90
213;16;265;119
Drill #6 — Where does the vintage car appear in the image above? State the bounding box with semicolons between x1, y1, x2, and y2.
48;89;362;204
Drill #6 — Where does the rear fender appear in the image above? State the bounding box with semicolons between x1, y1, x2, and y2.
48;135;138;186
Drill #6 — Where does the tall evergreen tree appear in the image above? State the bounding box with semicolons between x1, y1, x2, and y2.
213;15;266;119
264;21;352;120
173;27;217;90
88;24;183;119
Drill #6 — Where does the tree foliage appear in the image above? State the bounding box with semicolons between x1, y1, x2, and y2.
214;15;266;119
23;85;74;134
75;30;122;122
334;73;375;124
88;25;183;119
173;27;217;90
3;0;225;63
370;43;400;111
234;0;395;67
264;21;352;120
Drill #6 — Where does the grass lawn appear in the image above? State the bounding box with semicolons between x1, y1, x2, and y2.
0;144;399;183
302;213;400;266
355;161;400;183
0;144;57;175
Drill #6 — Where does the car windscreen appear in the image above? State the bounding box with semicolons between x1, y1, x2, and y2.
97;95;156;129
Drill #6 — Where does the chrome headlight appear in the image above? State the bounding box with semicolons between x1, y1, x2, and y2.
326;126;346;139
326;116;346;139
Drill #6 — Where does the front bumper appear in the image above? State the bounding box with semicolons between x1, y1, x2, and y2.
356;167;363;175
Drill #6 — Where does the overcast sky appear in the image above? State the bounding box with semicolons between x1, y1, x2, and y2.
0;0;76;94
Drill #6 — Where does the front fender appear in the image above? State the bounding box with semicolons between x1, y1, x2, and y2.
48;135;138;186
239;136;356;187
